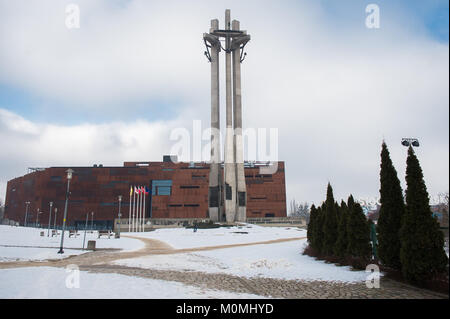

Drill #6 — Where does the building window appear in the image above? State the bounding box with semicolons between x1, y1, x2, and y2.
184;204;199;207
157;186;171;196
180;185;200;189
99;202;115;206
250;196;267;200
152;180;172;196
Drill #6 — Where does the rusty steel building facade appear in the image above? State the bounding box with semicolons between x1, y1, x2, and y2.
4;159;287;228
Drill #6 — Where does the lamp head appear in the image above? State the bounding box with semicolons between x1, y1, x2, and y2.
66;168;74;180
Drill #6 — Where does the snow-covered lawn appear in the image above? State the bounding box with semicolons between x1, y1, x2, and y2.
0;225;144;262
114;237;369;283
0;267;264;299
119;225;369;283
0;223;372;300
124;224;305;249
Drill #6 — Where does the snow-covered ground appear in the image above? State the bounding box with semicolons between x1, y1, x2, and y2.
0;225;144;262
0;267;264;299
119;225;369;283
0;224;372;299
114;237;369;283
124;224;305;249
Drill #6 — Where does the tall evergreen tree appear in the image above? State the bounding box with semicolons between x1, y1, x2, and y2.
334;200;349;258
307;204;317;247
400;147;448;284
322;183;338;255
347;195;372;261
313;205;324;254
377;142;406;270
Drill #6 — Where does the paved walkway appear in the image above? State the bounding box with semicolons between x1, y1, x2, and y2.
0;235;447;299
79;264;448;299
0;236;305;269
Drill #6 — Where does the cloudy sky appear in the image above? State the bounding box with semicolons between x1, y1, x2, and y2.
0;0;448;207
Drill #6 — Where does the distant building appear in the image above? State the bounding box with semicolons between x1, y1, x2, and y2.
367;205;380;223
4;158;287;229
431;204;449;229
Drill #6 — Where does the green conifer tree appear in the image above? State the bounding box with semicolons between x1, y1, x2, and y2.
334;200;349;258
307;204;317;248
322;183;338;255
400;147;448;284
377;142;406;270
313;205;324;254
347;195;372;261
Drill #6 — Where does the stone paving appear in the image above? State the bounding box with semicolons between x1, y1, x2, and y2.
80;264;448;299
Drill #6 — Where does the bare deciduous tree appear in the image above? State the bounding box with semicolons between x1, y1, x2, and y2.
289;199;310;222
0;199;4;221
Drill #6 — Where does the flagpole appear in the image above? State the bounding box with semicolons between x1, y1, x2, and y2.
132;186;136;232
139;187;141;232
128;187;132;232
143;189;146;232
141;188;145;232
136;187;140;232
139;186;143;232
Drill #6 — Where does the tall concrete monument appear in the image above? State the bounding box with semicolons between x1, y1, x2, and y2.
204;10;250;223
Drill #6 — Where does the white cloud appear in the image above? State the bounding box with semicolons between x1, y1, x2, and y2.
0;109;183;201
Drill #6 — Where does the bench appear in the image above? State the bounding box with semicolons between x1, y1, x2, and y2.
69;230;80;238
98;230;113;239
51;229;59;237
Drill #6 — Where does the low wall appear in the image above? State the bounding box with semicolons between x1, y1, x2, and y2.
114;218;211;232
114;217;307;231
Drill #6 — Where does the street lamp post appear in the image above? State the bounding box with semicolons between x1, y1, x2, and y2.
24;201;30;227
36;208;42;227
116;195;122;238
82;212;89;250
58;169;74;254
53;208;58;231
91;211;94;231
47;202;53;237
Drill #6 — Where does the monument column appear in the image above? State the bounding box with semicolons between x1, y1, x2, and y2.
224;9;237;223
205;20;222;222
231;20;249;222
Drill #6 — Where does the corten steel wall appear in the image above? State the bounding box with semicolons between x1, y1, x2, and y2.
4;161;286;226
245;162;286;218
